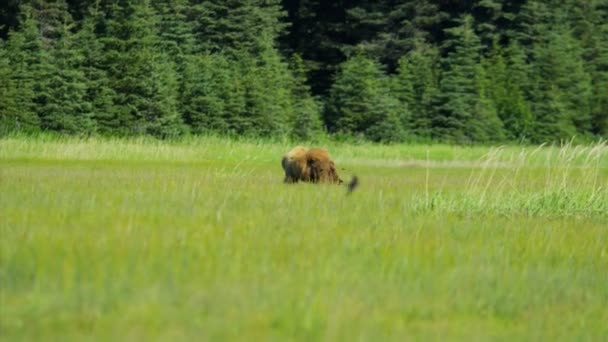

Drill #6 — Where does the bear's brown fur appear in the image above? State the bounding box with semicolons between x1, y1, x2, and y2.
281;146;342;184
306;148;342;184
281;146;310;183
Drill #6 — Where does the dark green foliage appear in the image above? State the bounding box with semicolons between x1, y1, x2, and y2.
0;5;42;133
75;4;115;135
568;0;608;137
182;53;239;135
153;0;196;58
434;15;505;143
36;0;95;134
345;0;444;71
393;41;440;139
1;0;606;143
280;0;348;95
288;54;323;141
0;48;24;134
364;95;405;143
98;0;185;137
326;54;384;135
483;42;533;140
191;0;288;57
326;54;405;142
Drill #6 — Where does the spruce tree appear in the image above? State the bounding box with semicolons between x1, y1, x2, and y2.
326;54;384;136
153;0;197;123
434;15;504;143
344;0;444;71
0;4;42;133
568;0;608;137
525;23;589;142
36;0;94;134
181;53;241;135
393;40;440;139
364;94;405;143
288;54;323;141
326;53;404;141
75;3;115;134
483;41;533;140
0;42;27;134
99;0;185;137
191;0;288;57
237;40;293;137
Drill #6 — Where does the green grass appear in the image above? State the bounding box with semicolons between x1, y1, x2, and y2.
1;136;607;341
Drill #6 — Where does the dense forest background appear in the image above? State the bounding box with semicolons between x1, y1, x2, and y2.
1;0;606;143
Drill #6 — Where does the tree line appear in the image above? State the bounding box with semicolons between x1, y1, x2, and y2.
1;0;606;143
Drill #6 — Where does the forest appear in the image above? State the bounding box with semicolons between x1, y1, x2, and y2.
1;0;607;144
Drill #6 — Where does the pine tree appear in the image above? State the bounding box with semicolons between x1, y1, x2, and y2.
568;0;608;137
344;0;445;72
153;0;197;123
288;54;323;141
528;37;577;142
75;3;115;134
181;53;240;135
434;15;505;143
326;53;404;141
153;0;196;58
393;40;440;139
237;40;293;137
483;41;533;140
99;0;185;137
521;19;590;142
474;61;505;142
36;0;95;134
472;0;526;50
364;94;405;143
0;4;42;133
0;41;26;134
191;0;288;57
280;0;351;95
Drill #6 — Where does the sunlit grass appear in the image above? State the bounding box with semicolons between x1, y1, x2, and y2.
1;136;607;340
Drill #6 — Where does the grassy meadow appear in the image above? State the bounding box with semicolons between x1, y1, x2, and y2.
1;136;607;341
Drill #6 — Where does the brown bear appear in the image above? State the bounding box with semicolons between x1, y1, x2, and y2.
281;146;343;184
281;146;310;183
306;148;343;184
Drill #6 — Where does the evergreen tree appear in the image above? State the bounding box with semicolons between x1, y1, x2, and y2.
483;41;532;140
472;0;526;50
191;0;288;57
568;0;608;137
393;40;440;139
326;53;404;141
153;0;196;58
288;54;323;141
520;11;591;142
153;0;197;122
74;2;115;134
181;53;241;135
364;94;405;143
36;0;94;134
237;40;293;137
280;0;349;94
0;4;42;133
434;15;504;143
345;0;444;71
99;0;185;137
0;47;22;134
183;44;297;139
474;60;505;142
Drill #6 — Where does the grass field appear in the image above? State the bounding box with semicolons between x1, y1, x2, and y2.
1;136;607;341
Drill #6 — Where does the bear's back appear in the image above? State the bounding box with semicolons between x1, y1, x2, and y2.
282;146;309;182
307;148;341;183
